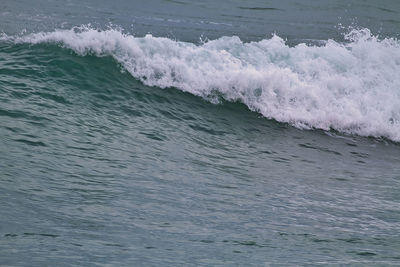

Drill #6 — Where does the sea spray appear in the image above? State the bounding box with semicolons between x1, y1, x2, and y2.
3;26;400;141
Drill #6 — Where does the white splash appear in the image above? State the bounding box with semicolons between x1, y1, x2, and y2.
3;26;400;141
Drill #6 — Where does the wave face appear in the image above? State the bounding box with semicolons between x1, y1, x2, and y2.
3;27;400;141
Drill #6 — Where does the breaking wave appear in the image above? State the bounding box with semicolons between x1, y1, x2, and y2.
3;26;400;141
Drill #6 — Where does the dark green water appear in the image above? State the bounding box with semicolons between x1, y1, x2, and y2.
1;0;400;266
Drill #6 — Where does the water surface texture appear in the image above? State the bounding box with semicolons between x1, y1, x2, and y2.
1;0;400;266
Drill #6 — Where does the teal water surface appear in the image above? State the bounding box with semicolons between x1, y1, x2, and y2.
1;0;400;266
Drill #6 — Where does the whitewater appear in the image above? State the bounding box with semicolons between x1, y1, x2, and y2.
3;26;400;141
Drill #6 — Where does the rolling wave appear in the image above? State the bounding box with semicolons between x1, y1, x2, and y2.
2;26;400;141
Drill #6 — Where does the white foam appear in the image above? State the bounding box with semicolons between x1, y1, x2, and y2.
3;26;400;141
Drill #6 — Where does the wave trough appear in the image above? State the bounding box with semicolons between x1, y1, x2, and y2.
3;27;400;141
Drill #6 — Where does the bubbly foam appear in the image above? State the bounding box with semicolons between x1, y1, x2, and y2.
3;27;400;141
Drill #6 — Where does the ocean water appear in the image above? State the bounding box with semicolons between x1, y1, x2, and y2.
1;0;400;266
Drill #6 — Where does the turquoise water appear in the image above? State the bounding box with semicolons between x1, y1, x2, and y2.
1;1;400;266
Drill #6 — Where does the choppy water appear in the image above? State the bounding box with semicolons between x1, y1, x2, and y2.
1;0;400;266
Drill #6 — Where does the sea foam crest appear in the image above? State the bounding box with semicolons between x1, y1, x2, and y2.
3;26;400;141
